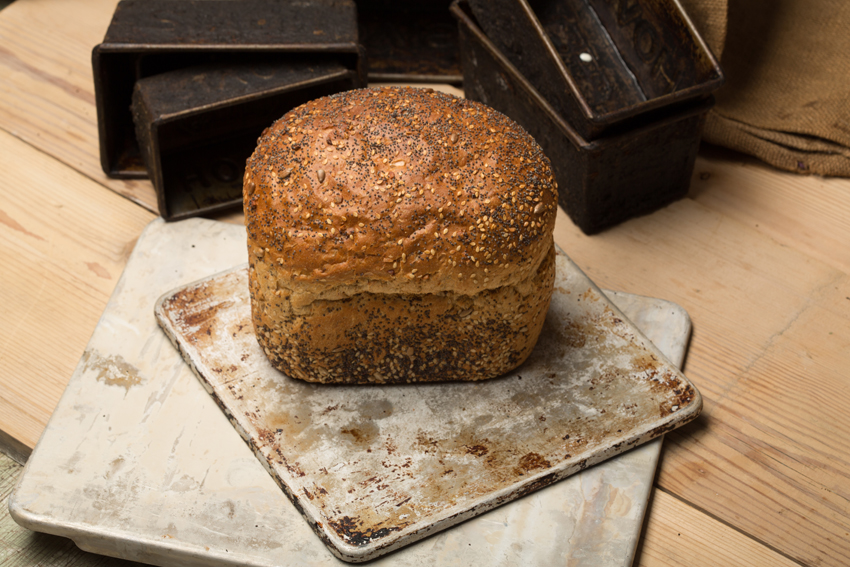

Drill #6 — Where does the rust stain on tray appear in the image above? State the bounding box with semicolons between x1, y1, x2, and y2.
155;253;701;562
161;282;234;341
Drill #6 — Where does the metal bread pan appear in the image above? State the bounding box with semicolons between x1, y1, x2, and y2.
131;59;359;221
466;0;723;140
356;0;461;83
452;0;712;234
93;0;364;179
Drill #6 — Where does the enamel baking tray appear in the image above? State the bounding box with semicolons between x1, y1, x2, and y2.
11;218;696;567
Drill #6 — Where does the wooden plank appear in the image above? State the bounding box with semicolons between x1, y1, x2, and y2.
552;188;850;565
0;0;157;211
658;280;850;566
1;1;847;564
690;145;850;275
635;489;800;567
0;129;155;450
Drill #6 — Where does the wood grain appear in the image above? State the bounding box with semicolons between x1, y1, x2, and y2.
0;0;156;211
0;129;155;449
690;145;850;275
553;164;850;566
635;489;800;567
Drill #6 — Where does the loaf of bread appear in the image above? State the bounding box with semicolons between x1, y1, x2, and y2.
243;86;558;384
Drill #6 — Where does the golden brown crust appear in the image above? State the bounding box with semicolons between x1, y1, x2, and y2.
244;86;557;299
250;242;555;384
244;86;558;383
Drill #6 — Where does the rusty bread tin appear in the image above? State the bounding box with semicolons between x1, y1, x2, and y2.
93;0;364;179
466;0;723;140
452;0;711;234
356;0;462;83
131;59;360;221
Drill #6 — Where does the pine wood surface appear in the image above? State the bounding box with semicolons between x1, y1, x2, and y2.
635;489;801;567
0;0;156;211
1;0;849;566
552;154;850;566
0;128;155;450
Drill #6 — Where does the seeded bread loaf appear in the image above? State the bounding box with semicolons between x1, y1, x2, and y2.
244;86;558;384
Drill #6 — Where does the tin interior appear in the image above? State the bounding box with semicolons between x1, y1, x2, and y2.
468;0;722;137
96;49;363;180
535;0;720;112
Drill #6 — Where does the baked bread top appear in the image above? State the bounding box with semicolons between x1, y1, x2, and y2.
244;86;557;303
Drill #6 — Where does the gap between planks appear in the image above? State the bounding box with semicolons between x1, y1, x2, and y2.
636;486;803;567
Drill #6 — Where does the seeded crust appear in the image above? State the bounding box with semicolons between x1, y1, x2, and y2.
245;86;558;383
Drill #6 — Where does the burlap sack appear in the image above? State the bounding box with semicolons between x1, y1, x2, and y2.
680;0;850;176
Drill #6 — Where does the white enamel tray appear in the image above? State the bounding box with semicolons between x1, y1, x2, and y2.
11;217;696;567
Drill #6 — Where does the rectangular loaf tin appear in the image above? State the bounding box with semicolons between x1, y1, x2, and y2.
466;0;723;140
93;0;365;179
131;59;360;221
452;0;712;234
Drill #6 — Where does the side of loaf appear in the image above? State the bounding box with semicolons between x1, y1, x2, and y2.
244;86;558;384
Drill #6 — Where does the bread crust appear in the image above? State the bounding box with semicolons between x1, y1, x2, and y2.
245;86;558;383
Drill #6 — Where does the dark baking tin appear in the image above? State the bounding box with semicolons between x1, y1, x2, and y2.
356;0;462;84
466;0;723;140
452;0;712;234
93;0;365;179
132;59;359;221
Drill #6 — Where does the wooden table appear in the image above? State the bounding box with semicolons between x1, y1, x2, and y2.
0;0;848;565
